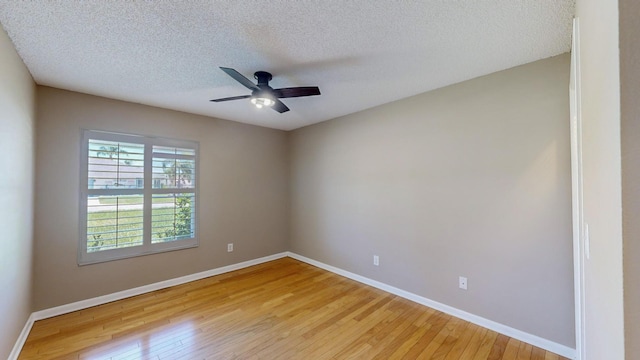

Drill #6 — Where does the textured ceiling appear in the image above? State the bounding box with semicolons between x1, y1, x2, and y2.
0;1;574;131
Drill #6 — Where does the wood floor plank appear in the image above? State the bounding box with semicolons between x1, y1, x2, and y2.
310;294;398;359
384;308;438;358
531;346;547;360
404;311;451;358
502;338;523;360
458;326;486;358
431;318;471;360
517;342;534;360
545;353;561;360
19;258;567;360
487;333;510;360
445;322;482;360
362;304;425;359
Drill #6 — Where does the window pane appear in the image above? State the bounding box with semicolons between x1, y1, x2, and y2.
87;194;144;252
152;193;195;244
88;140;144;189
152;157;195;189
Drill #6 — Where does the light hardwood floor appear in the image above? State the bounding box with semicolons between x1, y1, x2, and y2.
19;258;569;359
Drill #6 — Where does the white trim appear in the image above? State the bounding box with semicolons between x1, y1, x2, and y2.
8;313;36;360
287;252;576;360
8;252;287;360
570;17;585;360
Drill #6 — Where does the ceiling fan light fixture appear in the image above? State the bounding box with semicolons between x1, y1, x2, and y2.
250;90;275;109
251;96;274;108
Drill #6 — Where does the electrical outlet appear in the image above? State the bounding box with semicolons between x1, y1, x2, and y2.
373;255;379;266
459;276;468;290
227;243;234;252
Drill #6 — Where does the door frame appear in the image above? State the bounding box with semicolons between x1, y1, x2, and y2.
570;17;586;360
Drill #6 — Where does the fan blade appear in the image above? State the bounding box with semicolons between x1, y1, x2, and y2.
271;99;290;113
220;67;259;91
273;87;321;98
210;94;251;102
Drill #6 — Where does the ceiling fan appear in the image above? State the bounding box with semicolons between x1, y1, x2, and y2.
211;67;321;113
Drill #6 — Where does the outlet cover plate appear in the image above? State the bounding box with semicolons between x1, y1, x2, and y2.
459;276;468;290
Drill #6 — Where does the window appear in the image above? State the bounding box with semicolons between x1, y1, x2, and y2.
80;130;198;264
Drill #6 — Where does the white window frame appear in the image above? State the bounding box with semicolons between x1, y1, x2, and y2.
79;130;199;265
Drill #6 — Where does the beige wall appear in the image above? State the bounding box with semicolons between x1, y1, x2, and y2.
620;0;640;358
575;0;625;358
33;87;289;310
289;55;574;346
0;26;36;358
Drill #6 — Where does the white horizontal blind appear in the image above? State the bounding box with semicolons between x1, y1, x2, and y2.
151;146;196;244
86;140;145;252
80;130;198;264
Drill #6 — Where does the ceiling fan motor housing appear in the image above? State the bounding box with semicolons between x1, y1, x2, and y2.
254;71;273;86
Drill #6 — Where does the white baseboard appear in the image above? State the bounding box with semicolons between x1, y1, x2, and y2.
8;252;287;360
8;313;35;360
286;252;576;360
9;251;575;360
